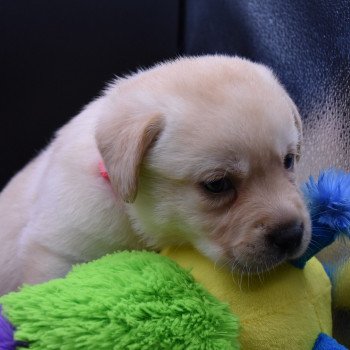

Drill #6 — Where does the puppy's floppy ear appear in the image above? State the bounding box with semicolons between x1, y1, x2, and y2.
96;113;164;203
287;97;303;160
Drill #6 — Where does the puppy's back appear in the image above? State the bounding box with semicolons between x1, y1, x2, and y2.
0;149;51;294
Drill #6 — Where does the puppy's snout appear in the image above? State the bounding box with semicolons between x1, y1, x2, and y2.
267;221;304;255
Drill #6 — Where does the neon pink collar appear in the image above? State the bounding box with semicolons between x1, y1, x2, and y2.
98;161;110;182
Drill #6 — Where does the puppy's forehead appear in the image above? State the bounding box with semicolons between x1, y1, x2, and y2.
151;119;297;184
149;76;298;179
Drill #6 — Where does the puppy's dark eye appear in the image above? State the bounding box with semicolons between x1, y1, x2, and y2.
284;154;295;170
202;177;233;194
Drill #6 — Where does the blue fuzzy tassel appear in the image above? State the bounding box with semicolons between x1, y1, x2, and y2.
293;169;350;268
312;333;348;350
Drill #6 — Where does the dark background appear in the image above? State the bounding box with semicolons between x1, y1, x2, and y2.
0;0;179;188
1;0;349;189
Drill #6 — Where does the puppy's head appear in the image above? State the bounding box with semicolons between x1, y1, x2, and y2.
96;56;311;273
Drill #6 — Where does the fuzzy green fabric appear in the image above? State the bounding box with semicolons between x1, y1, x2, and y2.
0;251;239;350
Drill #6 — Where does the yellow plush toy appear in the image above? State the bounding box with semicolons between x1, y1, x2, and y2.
162;246;332;350
334;259;350;310
160;169;350;350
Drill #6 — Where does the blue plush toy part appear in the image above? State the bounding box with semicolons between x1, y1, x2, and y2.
0;305;15;350
0;305;28;350
293;169;350;268
313;333;348;350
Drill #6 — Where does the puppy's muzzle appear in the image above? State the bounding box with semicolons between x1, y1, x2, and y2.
266;220;304;256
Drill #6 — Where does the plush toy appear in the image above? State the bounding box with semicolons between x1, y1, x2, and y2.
293;169;350;268
162;246;333;350
0;169;349;350
0;251;240;350
334;259;350;310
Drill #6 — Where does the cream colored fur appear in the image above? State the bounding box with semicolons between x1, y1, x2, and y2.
0;56;310;295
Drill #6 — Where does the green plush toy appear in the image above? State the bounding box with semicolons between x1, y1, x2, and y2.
0;169;349;350
0;251;240;350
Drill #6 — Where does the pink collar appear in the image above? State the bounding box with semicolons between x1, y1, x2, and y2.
98;161;110;182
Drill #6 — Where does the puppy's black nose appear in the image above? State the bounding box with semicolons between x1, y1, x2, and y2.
267;221;304;254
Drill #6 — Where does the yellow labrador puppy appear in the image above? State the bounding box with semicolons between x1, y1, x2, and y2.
0;56;311;295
